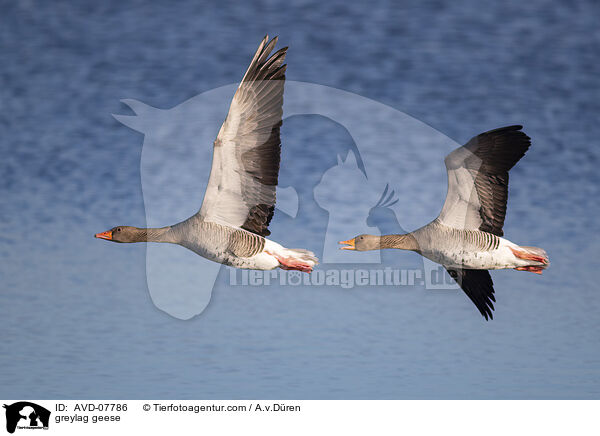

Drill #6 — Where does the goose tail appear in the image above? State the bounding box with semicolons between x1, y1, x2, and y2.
285;248;319;266
519;246;549;265
266;245;318;273
510;246;549;274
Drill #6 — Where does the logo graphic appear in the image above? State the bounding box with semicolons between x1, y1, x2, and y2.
113;81;460;319
3;402;50;434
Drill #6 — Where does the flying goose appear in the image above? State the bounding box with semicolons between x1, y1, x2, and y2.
95;36;317;273
339;126;548;319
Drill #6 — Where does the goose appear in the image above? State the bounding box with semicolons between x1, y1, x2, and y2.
95;36;318;273
339;125;549;319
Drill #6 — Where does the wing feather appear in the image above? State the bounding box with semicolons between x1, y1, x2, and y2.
446;268;496;320
198;36;287;237
438;125;531;236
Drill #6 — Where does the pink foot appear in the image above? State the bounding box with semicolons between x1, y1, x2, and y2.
509;247;548;264
514;266;544;275
266;252;313;273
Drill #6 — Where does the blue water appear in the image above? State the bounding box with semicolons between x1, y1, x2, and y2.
1;0;599;398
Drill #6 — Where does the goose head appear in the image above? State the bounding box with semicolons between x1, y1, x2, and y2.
95;226;146;243
339;234;381;251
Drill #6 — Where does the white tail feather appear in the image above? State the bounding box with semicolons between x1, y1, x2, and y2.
283;248;319;266
520;246;550;266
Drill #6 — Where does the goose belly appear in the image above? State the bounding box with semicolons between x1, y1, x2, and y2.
174;220;279;270
179;238;279;270
226;251;279;270
423;248;510;269
179;240;279;270
420;236;525;270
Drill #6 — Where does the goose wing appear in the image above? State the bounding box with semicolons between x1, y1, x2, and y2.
446;268;495;320
198;35;287;237
438;125;531;236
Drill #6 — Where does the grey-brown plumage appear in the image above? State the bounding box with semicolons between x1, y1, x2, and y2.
170;219;266;263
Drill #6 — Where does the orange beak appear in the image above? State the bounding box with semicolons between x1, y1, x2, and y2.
95;230;113;241
339;238;356;250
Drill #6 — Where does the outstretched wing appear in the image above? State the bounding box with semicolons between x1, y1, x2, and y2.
198;35;287;237
446;268;496;320
438;125;531;236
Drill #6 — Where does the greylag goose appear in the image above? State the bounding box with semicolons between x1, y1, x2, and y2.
339;126;548;319
95;36;318;273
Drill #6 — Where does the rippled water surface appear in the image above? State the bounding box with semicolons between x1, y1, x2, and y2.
1;0;599;398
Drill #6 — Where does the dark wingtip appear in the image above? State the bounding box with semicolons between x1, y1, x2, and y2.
482;125;524;135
